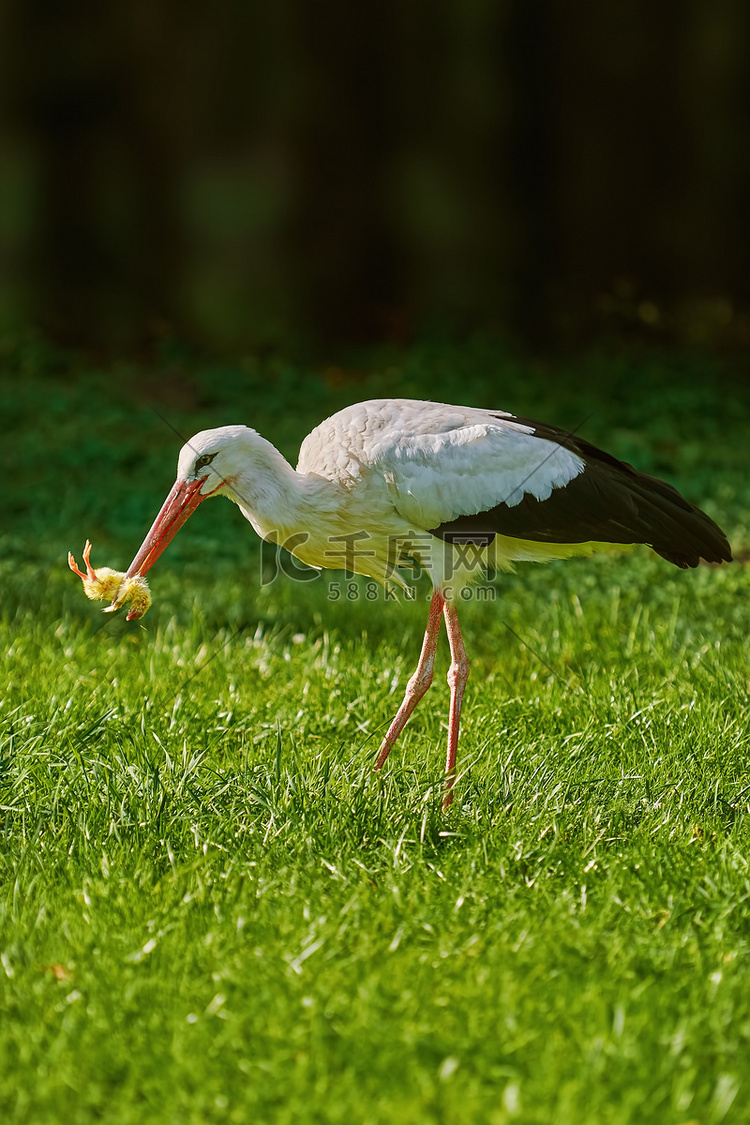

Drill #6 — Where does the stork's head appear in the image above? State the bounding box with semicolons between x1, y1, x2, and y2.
125;425;257;579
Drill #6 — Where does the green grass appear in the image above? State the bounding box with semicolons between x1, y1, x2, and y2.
2;336;750;1123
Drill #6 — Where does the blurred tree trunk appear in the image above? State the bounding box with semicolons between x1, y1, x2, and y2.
500;0;562;350
1;0;749;356
286;0;404;344
7;0;188;352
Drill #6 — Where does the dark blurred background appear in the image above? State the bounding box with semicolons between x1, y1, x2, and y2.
0;0;748;357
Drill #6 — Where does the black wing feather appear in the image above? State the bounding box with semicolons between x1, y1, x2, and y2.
429;416;732;569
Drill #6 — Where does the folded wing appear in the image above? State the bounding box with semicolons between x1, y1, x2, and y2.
378;412;731;569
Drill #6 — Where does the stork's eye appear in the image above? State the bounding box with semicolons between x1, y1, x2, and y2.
195;453;216;472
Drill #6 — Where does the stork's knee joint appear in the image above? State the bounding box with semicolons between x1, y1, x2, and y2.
408;665;434;697
447;657;470;690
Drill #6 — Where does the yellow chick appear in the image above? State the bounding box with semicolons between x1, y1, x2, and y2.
68;539;152;620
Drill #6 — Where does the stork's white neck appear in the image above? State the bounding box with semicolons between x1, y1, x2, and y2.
220;435;338;544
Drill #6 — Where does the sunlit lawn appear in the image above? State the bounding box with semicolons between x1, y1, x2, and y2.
1;338;749;1123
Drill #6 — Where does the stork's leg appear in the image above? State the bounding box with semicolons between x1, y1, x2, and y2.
442;599;470;810
374;589;445;770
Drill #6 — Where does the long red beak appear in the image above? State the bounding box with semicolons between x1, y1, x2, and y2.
125;477;208;578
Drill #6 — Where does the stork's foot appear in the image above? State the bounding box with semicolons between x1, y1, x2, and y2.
373;589;472;811
441;601;470;812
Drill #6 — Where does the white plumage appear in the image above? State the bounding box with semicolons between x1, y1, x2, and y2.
117;398;731;809
298;398;585;516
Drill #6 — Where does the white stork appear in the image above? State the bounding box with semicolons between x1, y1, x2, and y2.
118;399;731;809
